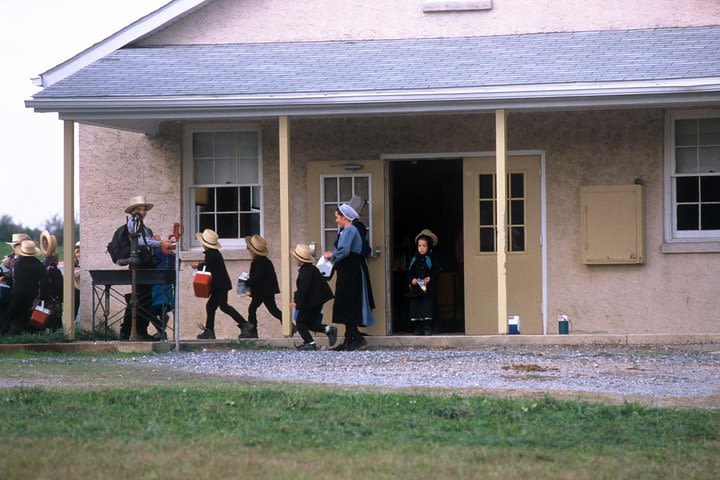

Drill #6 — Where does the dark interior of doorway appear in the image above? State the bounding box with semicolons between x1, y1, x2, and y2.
389;159;465;334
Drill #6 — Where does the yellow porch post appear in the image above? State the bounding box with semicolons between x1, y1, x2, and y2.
279;116;292;336
495;109;508;334
63;120;75;339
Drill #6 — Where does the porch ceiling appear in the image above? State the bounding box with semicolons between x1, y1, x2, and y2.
25;25;720;134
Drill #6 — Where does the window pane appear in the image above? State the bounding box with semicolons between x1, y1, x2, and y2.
215;158;237;184
216;187;238;212
324;205;337;226
701;204;720;230
510;226;525;252
195;159;213;184
699;147;720;173
701;177;720;202
237;132;258;156
479;200;494;226
238;187;252;211
699;118;720;146
198;213;214;232
193;132;213;157
324;178;337;202
354;176;369;200
194;187;210;209
676;177;699;203
480;227;495;252
510;200;524;225
479;174;494;199
325;231;337;252
251;186;261;210
217;213;238;237
214;132;236;157
339;177;353;202
675;147;697;174
510;173;524;198
677;204;699;230
238;156;259;183
675;119;697;147
239;213;260;236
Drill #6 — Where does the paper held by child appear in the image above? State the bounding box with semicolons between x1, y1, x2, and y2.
316;257;333;277
236;271;250;295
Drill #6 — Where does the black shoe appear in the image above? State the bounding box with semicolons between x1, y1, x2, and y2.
152;331;167;341
239;322;258;339
346;335;367;351
330;343;346;351
326;326;338;347
197;328;216;340
118;332;130;341
296;342;317;351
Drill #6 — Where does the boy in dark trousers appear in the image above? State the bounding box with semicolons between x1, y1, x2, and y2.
242;234;282;338
290;243;337;351
193;229;253;340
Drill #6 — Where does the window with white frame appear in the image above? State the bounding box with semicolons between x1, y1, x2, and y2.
184;126;262;248
666;113;720;240
321;175;371;251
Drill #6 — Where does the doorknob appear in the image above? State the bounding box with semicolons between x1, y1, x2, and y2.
371;246;381;258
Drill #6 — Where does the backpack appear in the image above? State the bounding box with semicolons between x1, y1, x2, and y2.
107;225;131;264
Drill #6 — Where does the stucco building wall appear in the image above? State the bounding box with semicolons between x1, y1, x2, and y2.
141;0;720;45
79;109;720;337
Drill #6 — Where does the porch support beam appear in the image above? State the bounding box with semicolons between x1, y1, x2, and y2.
279;116;293;336
63;120;75;339
495;109;508;334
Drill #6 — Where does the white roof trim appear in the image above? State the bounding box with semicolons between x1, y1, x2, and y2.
27;77;720;111
39;0;212;88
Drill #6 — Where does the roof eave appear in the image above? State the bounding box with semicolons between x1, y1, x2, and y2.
25;79;720;134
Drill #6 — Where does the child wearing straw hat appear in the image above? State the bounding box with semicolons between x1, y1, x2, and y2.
242;234;282;338
2;240;48;335
290;244;337;350
192;229;254;340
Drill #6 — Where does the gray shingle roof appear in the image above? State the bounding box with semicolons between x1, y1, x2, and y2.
33;25;720;99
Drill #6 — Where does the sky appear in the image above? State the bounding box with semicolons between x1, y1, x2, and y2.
0;0;169;229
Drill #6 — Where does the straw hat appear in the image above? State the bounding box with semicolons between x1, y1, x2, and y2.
124;195;154;214
291;244;314;264
245;234;268;256
40;230;58;257
415;228;438;247
339;203;358;221
195;229;221;249
6;233;30;247
18;240;41;257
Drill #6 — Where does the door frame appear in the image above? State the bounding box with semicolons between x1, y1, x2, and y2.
382;150;548;334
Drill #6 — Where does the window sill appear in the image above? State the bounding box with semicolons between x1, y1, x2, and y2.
179;248;253;262
662;242;720;254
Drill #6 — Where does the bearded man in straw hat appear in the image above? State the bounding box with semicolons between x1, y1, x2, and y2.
118;195;174;341
2;240;48;335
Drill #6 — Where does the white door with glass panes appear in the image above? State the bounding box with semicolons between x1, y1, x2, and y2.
462;156;542;335
307;161;386;335
183;126;262;248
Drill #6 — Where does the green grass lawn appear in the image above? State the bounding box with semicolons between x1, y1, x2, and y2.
0;377;717;479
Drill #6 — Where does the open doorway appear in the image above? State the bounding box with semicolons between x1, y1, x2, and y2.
389;158;465;334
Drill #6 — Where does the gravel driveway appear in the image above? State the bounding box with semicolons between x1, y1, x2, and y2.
131;344;720;408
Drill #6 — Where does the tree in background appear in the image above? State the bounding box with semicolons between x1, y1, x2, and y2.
43;213;80;246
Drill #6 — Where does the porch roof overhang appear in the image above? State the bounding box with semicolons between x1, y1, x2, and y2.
25;78;720;135
25;25;720;134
